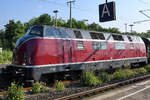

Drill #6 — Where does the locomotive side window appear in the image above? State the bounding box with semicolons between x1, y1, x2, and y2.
77;41;84;50
130;43;134;49
101;42;107;50
93;42;100;50
92;42;107;50
90;32;105;40
115;42;125;50
127;36;133;42
29;26;43;36
112;35;124;41
45;27;60;38
74;30;83;39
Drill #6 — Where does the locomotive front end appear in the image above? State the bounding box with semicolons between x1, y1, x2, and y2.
10;25;45;81
13;25;43;66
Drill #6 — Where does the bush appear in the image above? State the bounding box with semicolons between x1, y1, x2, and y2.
113;70;126;80
55;81;65;91
4;82;24;100
98;72;111;83
81;71;102;86
32;82;49;94
113;69;136;80
145;65;150;72
135;68;147;74
0;50;12;64
123;69;136;77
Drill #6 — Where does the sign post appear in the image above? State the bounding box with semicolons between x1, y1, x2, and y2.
99;1;116;22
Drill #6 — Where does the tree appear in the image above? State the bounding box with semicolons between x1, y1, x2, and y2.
0;29;5;47
87;22;99;31
146;30;150;37
56;18;66;27
4;20;25;50
76;21;87;29
24;14;54;31
107;27;120;33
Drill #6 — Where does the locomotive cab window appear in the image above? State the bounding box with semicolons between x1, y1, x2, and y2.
45;27;60;38
90;32;105;40
74;30;83;39
127;36;133;42
29;26;43;36
112;35;124;41
77;41;84;50
59;29;71;38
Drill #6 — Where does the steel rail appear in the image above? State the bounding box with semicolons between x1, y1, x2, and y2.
0;87;32;95
56;74;150;100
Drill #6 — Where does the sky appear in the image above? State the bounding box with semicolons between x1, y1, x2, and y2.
0;0;150;33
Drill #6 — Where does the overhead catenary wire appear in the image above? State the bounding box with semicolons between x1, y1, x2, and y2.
137;0;150;6
39;0;97;14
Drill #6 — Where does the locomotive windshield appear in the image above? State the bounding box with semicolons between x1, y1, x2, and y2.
45;27;60;38
29;26;43;36
45;27;71;38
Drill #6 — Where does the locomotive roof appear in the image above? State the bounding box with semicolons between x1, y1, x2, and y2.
26;25;144;43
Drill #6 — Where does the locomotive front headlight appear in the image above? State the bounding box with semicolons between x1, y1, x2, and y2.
24;52;27;64
24;52;32;65
28;57;32;65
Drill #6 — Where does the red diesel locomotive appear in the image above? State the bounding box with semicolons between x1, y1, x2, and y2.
8;25;148;81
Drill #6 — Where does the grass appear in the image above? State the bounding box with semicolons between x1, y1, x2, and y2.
112;68;136;80
4;82;24;100
32;82;49;94
98;72;111;83
145;65;150;72
81;71;102;86
0;50;13;64
55;81;65;91
135;68;147;74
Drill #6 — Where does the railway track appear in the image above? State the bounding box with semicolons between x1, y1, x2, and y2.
56;74;150;100
0;64;150;100
0;73;150;100
0;87;32;95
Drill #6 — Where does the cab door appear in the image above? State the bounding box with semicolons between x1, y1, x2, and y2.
61;39;73;63
63;40;72;63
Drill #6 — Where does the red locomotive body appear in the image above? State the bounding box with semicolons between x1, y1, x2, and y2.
10;25;147;81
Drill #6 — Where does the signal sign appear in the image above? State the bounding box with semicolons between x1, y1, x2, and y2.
99;2;116;22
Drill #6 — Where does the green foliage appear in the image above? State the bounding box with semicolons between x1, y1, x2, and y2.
98;72;111;83
81;71;102;86
0;50;12;64
55;81;65;91
123;69;136;77
4;82;24;100
145;65;150;72
32;82;49;94
32;82;41;93
113;69;135;80
0;30;5;47
135;68;147;74
24;14;54;31
4;20;25;50
113;70;126;80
